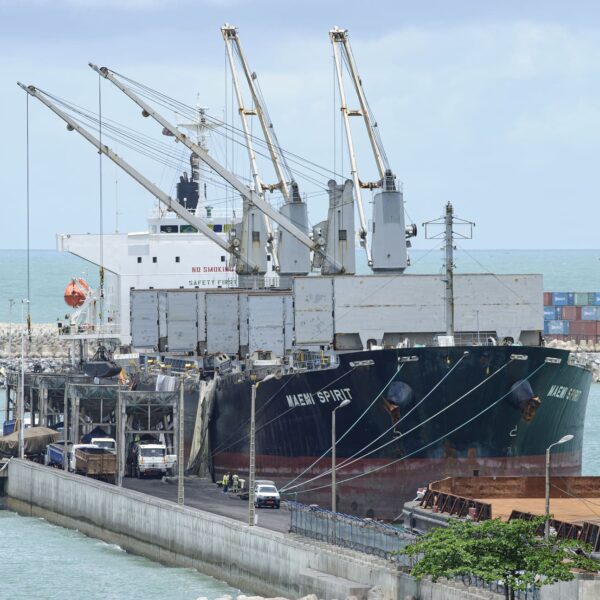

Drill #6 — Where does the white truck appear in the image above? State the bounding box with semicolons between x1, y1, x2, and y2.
90;437;117;452
127;442;168;478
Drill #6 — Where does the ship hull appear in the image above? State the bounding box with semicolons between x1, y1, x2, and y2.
209;346;591;519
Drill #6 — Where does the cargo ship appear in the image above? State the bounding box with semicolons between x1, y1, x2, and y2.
209;344;591;519
19;26;594;520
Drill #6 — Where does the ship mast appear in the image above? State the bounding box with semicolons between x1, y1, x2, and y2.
424;202;474;338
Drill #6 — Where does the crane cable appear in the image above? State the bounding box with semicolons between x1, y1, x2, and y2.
283;361;548;496
25;92;31;340
280;363;404;492
98;72;105;324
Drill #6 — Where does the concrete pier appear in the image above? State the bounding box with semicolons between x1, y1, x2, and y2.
4;459;406;599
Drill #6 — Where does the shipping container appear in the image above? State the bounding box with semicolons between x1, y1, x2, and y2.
581;306;600;321
574;292;590;306
567;320;597;336
544;306;561;320
590;292;600;306
560;306;581;321
552;292;575;306
543;292;553;306
544;320;569;335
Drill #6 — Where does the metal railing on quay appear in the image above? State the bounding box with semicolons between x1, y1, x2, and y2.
456;574;539;599
287;501;415;564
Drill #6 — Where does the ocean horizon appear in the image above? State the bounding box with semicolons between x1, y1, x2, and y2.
2;248;600;323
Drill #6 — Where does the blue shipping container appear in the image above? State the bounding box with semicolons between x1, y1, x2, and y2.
544;307;560;320
545;320;570;335
590;292;600;306
552;292;570;306
582;306;600;321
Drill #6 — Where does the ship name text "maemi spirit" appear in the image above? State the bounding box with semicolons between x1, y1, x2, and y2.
286;388;353;408
547;384;583;402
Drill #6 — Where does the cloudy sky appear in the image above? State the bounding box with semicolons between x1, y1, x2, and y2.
1;0;600;250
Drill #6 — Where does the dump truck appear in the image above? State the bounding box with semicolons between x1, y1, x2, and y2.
75;446;117;483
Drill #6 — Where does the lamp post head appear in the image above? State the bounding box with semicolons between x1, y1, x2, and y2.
337;399;351;410
557;434;574;445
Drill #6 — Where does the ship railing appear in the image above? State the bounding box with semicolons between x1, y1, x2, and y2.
287;501;415;564
452;574;539;599
57;323;121;338
431;332;498;347
290;352;339;372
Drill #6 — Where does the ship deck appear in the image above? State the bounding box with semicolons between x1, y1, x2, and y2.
478;496;600;525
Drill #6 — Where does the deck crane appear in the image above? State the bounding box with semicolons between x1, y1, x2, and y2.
221;24;310;282
16;82;260;274
89;64;336;281
329;27;416;272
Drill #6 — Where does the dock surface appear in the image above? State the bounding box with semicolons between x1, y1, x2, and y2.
124;476;291;532
478;496;600;525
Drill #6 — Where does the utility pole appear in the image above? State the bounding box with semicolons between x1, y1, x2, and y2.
249;371;281;526
444;204;455;337
423;203;474;340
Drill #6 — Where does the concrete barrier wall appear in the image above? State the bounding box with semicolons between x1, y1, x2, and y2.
4;460;402;599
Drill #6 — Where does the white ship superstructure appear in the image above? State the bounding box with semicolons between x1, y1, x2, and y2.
57;211;248;343
56;105;276;344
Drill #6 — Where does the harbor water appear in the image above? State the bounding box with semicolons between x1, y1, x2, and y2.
0;510;242;600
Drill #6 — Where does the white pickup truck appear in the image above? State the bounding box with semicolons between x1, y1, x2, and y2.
128;442;168;478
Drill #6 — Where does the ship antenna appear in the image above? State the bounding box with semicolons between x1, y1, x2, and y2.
423;202;474;338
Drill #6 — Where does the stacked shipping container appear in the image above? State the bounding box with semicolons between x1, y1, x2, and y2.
543;292;600;342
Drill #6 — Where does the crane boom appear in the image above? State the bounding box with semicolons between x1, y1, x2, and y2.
222;24;290;201
221;25;279;271
89;64;337;267
330;28;371;265
331;28;387;179
17;82;258;271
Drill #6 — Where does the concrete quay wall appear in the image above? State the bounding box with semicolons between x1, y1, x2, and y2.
4;460;405;600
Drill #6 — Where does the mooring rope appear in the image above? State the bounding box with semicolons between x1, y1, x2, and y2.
283;361;547;496
283;355;514;493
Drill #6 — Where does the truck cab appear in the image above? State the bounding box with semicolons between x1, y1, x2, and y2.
128;443;167;478
91;437;117;452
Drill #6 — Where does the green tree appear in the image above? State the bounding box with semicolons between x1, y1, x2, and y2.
400;517;598;600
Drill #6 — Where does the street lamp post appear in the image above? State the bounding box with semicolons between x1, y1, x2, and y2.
545;434;574;540
249;371;281;527
177;368;190;506
8;299;15;356
332;398;351;514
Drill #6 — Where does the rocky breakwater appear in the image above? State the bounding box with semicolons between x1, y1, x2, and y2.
0;323;69;359
546;339;600;382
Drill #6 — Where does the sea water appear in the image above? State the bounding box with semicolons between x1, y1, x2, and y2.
0;511;241;600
